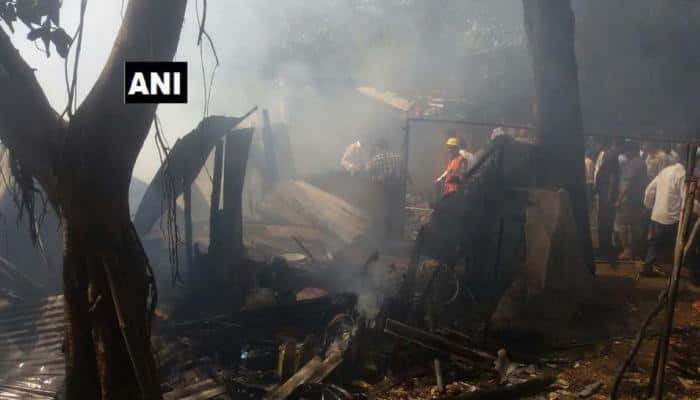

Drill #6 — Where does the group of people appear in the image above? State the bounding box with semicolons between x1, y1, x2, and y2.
587;138;698;281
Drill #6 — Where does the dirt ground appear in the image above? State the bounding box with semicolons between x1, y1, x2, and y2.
373;260;700;400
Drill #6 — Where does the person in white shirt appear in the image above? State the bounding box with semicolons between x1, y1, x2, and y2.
341;140;365;174
641;152;699;277
459;147;475;172
593;138;611;187
668;147;679;165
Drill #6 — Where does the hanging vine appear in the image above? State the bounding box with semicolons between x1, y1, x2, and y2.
194;0;219;118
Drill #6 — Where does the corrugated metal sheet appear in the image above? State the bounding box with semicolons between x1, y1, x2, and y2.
0;295;230;400
0;295;65;400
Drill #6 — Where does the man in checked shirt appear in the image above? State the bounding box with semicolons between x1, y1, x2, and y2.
366;139;404;239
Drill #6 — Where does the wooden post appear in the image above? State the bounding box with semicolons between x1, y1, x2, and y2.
222;128;254;261
652;144;698;399
183;182;193;274
208;140;224;252
262;109;279;184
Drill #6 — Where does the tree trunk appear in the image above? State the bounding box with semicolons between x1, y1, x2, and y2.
522;0;594;273
62;222;100;400
0;1;187;398
62;172;160;399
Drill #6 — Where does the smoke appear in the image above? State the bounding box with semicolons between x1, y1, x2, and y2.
9;0;528;182
17;0;700;184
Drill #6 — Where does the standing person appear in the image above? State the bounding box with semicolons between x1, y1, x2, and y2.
584;145;597;231
640;151;698;277
643;141;671;180
458;136;475;172
668;144;680;165
595;138;621;266
366;139;404;239
436;137;467;197
341;139;366;174
613;141;630;251
616;141;648;259
584;147;596;200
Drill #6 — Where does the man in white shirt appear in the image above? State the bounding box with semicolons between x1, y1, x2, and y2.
459;147;475;172
490;126;506;141
593;138;611;188
641;152;698;277
341;140;365;174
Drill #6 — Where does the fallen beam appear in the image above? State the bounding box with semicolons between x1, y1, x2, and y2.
384;319;495;362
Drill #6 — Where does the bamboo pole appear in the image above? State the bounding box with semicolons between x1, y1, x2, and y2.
652;144;698;399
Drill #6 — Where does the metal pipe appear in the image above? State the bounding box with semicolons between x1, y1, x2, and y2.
405;117;699;143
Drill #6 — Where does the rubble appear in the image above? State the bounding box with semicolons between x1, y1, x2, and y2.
438;376;555;400
256;180;370;249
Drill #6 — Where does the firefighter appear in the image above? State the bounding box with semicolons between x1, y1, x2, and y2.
436;137;467;197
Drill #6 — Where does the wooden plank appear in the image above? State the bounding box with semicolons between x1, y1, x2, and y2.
221;128;253;260
163;379;217;400
177;386;227;400
208;140;224;251
264;351;343;400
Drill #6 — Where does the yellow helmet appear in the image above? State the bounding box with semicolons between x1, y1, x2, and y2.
446;137;460;147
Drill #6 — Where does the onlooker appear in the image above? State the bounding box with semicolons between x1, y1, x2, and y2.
595;138;621;265
490;126;506;141
643;141;672;180
668;144;680;165
585;150;595;197
341;139;366;174
459;142;475;173
641;151;699;277
366;139;404;239
615;141;647;259
594;138;610;186
584;142;597;218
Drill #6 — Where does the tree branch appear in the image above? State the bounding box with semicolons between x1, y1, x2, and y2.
70;0;188;173
0;27;63;203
